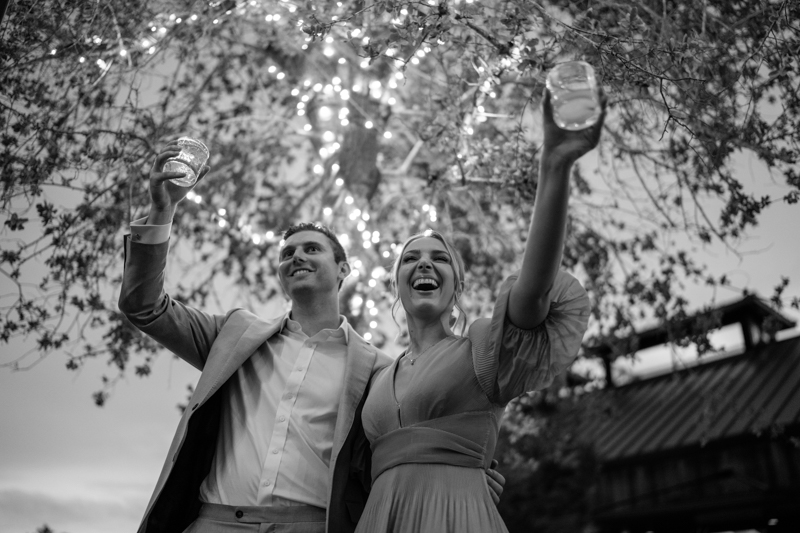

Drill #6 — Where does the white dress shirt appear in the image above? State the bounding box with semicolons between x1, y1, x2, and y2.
130;218;348;508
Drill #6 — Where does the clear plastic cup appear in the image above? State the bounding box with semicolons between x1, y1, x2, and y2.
546;61;601;131
163;137;209;187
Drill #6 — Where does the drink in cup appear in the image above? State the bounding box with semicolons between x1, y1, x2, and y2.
164;137;209;187
546;61;601;131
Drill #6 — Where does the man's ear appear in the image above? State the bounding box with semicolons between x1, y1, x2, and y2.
338;261;351;282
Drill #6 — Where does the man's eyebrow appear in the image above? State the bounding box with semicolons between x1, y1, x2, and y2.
282;240;327;252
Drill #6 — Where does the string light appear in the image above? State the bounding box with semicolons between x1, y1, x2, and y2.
55;2;464;342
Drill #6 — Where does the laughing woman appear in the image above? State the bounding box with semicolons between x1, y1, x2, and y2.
354;89;605;533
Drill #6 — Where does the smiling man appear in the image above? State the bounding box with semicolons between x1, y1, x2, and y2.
118;142;395;533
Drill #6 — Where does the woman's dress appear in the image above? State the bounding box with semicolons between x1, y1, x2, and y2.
355;271;590;533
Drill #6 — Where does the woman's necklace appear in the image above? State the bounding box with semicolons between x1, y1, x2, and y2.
404;342;436;365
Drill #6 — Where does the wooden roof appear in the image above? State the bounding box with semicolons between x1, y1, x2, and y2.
578;334;800;463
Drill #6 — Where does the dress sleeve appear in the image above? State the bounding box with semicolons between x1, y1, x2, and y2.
469;270;590;405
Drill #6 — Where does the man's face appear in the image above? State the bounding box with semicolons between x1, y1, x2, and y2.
278;231;349;299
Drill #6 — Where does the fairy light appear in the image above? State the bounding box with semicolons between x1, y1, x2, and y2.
78;6;436;341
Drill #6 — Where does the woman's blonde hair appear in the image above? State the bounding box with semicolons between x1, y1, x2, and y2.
389;230;468;335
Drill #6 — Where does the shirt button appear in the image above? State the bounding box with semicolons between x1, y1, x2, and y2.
235;510;243;519
278;416;286;422
285;393;293;399
263;481;271;487
272;449;279;454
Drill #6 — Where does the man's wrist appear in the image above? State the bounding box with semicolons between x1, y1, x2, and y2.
146;207;175;225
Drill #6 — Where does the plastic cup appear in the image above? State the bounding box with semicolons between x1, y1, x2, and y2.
545;61;601;131
163;137;209;187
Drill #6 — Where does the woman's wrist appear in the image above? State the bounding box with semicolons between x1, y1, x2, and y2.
539;150;574;179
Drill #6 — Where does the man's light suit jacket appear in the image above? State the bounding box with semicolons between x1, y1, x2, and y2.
119;237;392;533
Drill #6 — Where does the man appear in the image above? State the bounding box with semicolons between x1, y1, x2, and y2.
120;142;502;533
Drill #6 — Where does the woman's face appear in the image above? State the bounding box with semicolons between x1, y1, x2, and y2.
397;237;458;322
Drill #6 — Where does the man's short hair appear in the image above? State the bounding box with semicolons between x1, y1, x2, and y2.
283;223;348;265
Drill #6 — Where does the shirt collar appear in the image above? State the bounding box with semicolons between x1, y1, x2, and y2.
281;312;350;344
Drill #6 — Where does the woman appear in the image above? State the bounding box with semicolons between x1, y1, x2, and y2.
355;88;605;532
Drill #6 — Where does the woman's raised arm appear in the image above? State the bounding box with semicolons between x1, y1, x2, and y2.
506;88;605;330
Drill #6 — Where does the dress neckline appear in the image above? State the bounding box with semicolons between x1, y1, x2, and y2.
391;335;457;407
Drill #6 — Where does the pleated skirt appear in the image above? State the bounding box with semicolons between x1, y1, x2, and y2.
354;463;508;533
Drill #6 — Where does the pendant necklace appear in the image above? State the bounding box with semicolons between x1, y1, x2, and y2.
404;343;434;365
